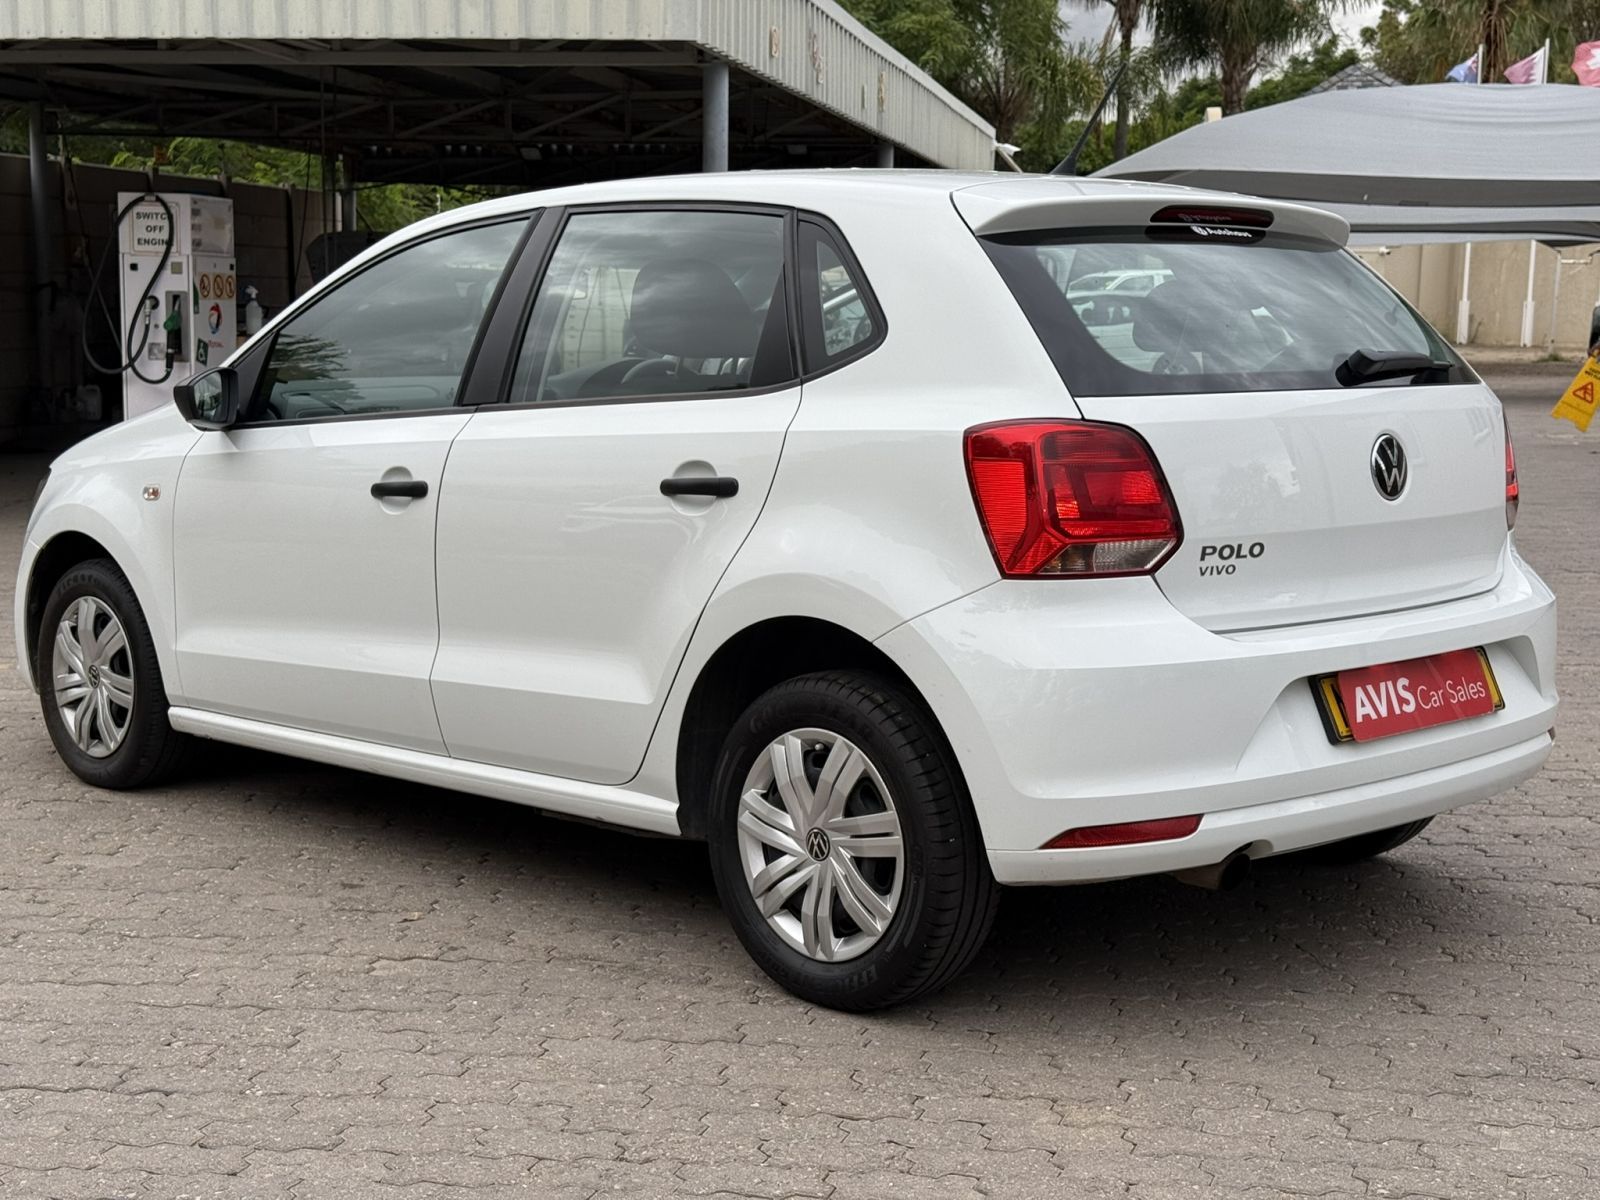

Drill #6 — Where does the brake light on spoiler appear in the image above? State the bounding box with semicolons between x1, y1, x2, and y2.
1150;205;1275;229
1146;204;1275;244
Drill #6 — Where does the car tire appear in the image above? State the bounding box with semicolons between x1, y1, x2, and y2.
1294;817;1433;865
36;559;189;790
706;670;997;1011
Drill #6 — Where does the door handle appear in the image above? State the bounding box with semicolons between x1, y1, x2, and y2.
660;476;739;499
371;479;429;500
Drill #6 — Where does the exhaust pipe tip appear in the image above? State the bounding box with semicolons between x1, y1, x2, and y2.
1170;849;1251;892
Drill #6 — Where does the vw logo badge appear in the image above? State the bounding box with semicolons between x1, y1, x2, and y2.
1371;433;1408;501
805;828;831;861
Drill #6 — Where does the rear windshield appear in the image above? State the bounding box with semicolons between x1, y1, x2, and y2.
982;229;1472;397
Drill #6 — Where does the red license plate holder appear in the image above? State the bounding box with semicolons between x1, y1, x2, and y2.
1313;648;1503;744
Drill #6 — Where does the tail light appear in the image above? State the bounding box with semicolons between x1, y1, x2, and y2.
964;420;1181;578
1504;420;1519;530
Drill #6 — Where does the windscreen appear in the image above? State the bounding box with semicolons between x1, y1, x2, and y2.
982;229;1472;397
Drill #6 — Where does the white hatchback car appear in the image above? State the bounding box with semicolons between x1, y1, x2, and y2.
19;172;1556;1010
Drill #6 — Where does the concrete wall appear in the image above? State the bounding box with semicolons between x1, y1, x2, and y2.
1354;239;1600;354
0;153;329;442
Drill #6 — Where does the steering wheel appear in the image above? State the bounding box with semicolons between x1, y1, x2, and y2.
1152;350;1203;376
621;357;676;387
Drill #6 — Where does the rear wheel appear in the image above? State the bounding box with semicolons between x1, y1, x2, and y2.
707;671;997;1011
1295;818;1433;865
37;559;189;789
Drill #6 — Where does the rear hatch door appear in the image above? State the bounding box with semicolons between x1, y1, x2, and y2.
956;182;1508;632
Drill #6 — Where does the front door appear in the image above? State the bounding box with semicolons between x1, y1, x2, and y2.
173;218;528;752
431;207;800;783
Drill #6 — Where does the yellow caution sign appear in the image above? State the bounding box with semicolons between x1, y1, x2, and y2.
1552;355;1600;431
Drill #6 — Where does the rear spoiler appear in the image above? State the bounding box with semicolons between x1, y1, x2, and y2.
952;179;1350;247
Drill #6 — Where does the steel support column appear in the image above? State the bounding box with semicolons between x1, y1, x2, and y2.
340;155;357;232
702;59;729;173
27;103;55;416
876;141;894;169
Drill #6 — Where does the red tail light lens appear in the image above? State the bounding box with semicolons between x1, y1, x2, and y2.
1042;815;1201;850
1505;421;1519;530
964;421;1181;578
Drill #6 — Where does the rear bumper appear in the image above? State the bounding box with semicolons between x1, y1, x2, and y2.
876;545;1556;883
986;730;1550;884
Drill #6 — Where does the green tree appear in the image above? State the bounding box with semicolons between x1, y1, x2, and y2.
1244;36;1358;106
0;115;492;232
841;0;1101;148
1152;0;1336;113
1362;0;1600;83
1069;0;1152;159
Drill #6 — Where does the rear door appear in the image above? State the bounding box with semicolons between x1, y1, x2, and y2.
965;190;1508;632
430;206;801;783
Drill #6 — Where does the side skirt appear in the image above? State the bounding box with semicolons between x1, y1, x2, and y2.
166;707;682;836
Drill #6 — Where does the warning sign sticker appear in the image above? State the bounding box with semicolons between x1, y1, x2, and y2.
129;205;172;256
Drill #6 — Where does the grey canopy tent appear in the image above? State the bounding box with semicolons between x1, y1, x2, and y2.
1095;82;1600;244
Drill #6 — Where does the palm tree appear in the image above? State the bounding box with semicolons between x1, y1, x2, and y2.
1153;0;1335;114
841;0;1100;147
1365;0;1599;83
1072;0;1149;159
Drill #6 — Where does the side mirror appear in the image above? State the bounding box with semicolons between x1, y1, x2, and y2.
173;368;240;430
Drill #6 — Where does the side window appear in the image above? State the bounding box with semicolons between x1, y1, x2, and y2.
798;220;881;369
249;219;525;422
508;209;791;405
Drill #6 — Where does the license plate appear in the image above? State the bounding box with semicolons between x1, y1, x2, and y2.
1312;648;1503;744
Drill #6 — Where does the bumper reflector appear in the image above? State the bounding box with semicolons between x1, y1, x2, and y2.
1042;815;1202;850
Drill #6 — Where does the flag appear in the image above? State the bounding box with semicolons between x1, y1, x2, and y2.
1445;53;1478;83
1552;356;1600;432
1575;41;1600;87
1504;45;1548;84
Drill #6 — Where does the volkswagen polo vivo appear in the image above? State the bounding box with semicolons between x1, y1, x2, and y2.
17;172;1556;1009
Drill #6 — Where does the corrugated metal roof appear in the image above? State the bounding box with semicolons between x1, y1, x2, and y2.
0;0;996;169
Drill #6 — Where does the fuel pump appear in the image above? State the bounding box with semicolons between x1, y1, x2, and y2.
84;192;236;420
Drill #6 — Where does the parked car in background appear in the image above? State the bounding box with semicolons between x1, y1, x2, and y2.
17;172;1556;1010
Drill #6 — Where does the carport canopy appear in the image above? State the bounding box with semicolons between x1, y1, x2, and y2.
0;0;995;184
1095;83;1600;245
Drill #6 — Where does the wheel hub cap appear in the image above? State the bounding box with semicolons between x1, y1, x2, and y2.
51;596;135;760
805;828;831;861
736;728;905;963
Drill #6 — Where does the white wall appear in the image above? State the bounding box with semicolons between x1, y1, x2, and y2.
1354;240;1600;353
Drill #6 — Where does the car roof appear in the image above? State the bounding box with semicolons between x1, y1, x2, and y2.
390;169;1349;244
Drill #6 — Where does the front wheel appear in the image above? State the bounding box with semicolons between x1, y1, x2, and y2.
707;671;997;1011
37;559;189;789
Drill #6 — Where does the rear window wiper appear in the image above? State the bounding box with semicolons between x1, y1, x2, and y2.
1335;348;1451;387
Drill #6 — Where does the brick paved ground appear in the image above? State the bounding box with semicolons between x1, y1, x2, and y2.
0;366;1595;1199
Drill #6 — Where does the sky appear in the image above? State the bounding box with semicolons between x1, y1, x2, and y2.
1064;2;1386;60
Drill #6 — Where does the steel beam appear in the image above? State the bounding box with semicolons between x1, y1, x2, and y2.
0;48;702;67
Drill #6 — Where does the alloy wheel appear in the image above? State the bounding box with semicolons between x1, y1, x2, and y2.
736;727;905;962
51;596;135;759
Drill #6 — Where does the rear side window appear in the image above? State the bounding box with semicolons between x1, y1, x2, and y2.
798;220;882;370
983;230;1471;397
508;208;792;404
